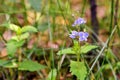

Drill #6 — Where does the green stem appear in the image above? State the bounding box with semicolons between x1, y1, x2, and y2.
18;48;22;80
9;68;13;80
77;41;81;62
77;54;80;62
18;48;22;64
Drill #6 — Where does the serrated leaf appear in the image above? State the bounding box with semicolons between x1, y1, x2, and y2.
47;69;57;80
21;25;37;33
11;36;19;41
70;61;87;80
57;45;98;55
8;23;21;32
20;33;30;40
7;40;18;57
16;40;25;47
28;0;41;12
18;60;46;71
57;48;75;55
11;33;29;41
6;40;25;57
81;44;98;54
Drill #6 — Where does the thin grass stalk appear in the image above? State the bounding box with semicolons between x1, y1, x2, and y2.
43;48;50;69
21;0;27;23
114;0;119;26
106;58;117;80
81;0;87;17
57;41;66;80
56;0;70;33
89;25;117;75
96;61;104;80
109;0;114;34
114;0;120;37
46;0;55;80
95;57;106;79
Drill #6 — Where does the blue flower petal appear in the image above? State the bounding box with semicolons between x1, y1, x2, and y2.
84;32;89;37
78;32;89;41
72;18;86;26
71;31;78;35
69;35;76;39
69;31;89;41
69;31;79;39
79;37;85;41
79;32;84;36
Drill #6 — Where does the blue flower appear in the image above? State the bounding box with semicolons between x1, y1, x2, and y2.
78;32;89;41
69;31;78;39
72;18;86;27
69;31;89;42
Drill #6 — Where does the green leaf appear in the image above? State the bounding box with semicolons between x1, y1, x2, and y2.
117;62;120;67
57;48;75;55
81;44;98;54
114;62;120;70
70;61;87;80
105;48;115;59
8;23;21;32
6;40;25;57
20;33;30;40
47;69;57;80
15;40;25;47
101;64;111;70
0;60;7;66
57;45;98;55
11;33;29;41
28;0;41;12
116;62;120;69
18;60;46;71
21;25;37;33
11;36;19;41
0;60;17;68
7;40;18;57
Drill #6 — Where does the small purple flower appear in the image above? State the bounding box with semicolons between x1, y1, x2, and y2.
69;31;78;39
72;18;86;27
69;31;89;42
78;32;89;41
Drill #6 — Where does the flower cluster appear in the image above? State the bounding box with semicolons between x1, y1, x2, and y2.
69;31;89;41
69;17;89;42
72;18;86;27
69;31;78;39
